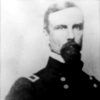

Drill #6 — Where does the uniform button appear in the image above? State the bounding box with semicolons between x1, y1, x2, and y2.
93;83;98;88
63;84;69;89
89;76;93;80
60;77;66;82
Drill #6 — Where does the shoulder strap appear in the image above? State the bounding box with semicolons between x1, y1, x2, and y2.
27;74;40;83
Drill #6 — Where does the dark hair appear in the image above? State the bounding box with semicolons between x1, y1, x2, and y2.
44;2;77;33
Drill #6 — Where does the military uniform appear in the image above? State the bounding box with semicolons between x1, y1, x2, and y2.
6;57;100;100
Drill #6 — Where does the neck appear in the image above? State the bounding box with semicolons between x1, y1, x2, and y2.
50;51;65;63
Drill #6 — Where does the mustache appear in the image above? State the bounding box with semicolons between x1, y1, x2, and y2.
60;40;81;63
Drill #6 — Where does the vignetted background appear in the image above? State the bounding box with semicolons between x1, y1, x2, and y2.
1;0;100;100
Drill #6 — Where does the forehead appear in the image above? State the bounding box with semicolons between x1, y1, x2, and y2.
49;7;83;26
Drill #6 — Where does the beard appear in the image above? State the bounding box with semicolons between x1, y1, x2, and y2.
60;40;81;64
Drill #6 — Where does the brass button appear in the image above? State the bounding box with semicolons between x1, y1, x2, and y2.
93;83;98;88
89;76;93;80
63;84;69;89
60;77;66;82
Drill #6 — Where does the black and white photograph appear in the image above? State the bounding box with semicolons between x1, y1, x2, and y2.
1;0;100;100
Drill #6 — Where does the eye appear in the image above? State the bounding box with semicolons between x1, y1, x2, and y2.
54;25;67;30
73;23;83;30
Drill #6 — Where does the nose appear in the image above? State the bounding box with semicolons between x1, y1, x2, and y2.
67;28;74;39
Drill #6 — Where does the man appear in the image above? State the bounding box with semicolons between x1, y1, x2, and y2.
6;2;100;100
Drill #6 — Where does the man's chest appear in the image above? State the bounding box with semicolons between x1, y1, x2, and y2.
34;72;100;97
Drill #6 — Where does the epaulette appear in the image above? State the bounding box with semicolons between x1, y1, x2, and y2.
27;74;40;83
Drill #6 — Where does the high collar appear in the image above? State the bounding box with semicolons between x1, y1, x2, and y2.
35;57;84;78
50;52;65;63
46;57;83;75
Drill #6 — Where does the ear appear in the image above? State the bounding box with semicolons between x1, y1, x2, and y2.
43;28;50;42
43;28;48;35
43;28;49;36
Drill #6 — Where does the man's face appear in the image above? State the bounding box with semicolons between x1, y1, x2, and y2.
48;7;83;55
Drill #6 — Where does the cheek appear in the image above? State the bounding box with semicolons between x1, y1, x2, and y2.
51;31;67;44
49;31;67;50
73;30;83;44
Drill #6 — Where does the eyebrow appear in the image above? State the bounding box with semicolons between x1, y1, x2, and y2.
72;23;83;30
54;25;67;29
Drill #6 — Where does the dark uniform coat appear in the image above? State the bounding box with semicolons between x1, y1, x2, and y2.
6;57;100;100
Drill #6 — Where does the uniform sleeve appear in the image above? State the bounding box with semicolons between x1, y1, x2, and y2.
5;77;36;100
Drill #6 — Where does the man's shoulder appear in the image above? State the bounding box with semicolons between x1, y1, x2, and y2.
6;76;39;100
9;75;40;91
13;67;51;87
80;70;100;88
